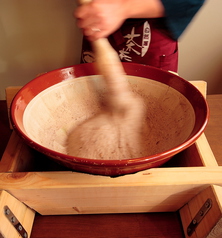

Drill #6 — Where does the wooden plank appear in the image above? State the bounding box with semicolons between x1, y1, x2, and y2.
180;185;222;238
205;95;222;165
0;190;35;238
188;81;219;167
165;136;216;168
189;80;207;98
0;131;36;172
0;168;222;215
178;143;204;167
15;184;205;215
195;133;218;167
180;204;198;238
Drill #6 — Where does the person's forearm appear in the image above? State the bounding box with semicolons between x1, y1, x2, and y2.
123;0;165;19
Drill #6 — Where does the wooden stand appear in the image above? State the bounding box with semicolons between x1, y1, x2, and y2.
1;81;222;238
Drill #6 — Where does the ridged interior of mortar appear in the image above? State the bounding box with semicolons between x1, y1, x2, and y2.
23;75;195;159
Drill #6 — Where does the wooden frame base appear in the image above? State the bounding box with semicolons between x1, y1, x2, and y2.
1;81;222;237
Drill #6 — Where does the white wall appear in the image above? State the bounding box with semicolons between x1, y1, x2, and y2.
0;0;221;99
178;0;222;94
0;0;82;99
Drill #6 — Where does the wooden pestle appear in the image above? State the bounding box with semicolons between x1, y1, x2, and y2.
66;0;146;160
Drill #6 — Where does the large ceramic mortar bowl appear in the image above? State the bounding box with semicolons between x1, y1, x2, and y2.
11;63;209;176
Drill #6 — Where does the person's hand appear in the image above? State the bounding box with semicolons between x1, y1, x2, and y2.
74;0;127;41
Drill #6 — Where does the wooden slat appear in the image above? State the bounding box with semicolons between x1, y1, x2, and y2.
195;133;218;167
189;80;207;98
180;204;198;238
180;185;222;238
205;95;222;165
188;81;218;167
0;131;36;172
0;190;35;238
1;167;222;215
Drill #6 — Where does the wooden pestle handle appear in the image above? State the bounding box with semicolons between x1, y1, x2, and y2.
77;0;130;97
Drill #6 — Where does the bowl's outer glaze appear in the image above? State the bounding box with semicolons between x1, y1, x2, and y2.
10;63;209;176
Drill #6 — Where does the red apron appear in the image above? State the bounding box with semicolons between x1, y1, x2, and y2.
81;18;178;72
